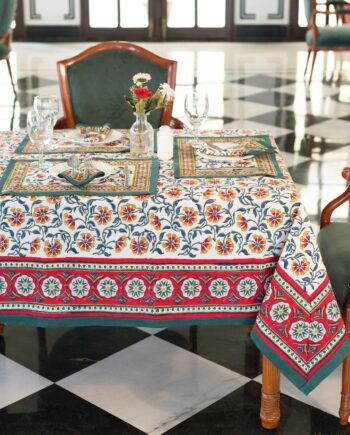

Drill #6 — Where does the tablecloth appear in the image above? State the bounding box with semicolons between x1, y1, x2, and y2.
0;129;348;395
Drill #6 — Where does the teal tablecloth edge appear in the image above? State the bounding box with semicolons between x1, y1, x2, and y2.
0;314;255;328
251;328;350;395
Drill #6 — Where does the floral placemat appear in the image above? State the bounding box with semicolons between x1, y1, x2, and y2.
16;131;131;155
173;135;283;179
0;158;159;196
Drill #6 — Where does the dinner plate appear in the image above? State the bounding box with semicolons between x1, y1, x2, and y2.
65;129;122;145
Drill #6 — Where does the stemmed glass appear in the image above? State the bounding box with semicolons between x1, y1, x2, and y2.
27;110;53;170
33;95;59;147
184;90;209;144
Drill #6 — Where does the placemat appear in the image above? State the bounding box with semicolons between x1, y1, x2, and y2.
173;135;283;179
0;158;159;196
16;131;131;154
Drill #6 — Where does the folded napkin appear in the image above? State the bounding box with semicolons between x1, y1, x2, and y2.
58;167;105;188
76;123;111;144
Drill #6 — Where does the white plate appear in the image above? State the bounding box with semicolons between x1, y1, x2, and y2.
65;129;122;145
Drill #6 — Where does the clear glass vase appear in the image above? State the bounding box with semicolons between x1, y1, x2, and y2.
129;113;154;157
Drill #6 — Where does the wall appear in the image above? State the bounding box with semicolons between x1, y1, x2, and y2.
23;0;80;26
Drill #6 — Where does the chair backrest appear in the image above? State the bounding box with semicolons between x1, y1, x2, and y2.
320;167;350;227
57;42;177;129
0;0;16;38
304;0;313;24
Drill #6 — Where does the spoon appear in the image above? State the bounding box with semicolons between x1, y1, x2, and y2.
67;155;79;177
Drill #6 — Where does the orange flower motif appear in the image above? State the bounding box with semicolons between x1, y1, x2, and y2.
0;234;9;253
248;234;266;254
77;233;95;252
252;187;270;200
300;231;311;250
130;236;149;255
33;206;50;224
291;257;310;276
94;206;112;225
237;213;248;231
290;192;300;202
44;239;62;257
115;236;127;253
215;237;234;256
200;236;212;254
120;203;137;222
179;207;198;226
162;233;180;252
218;188;236;201
30;237;41;254
165;187;183;198
47;196;62;204
205;204;223;223
150;212;161;231
291;207;301;220
64;213;75;230
7;208;25;227
181;179;199;187
266;208;284;228
207;179;222;186
204;188;215;199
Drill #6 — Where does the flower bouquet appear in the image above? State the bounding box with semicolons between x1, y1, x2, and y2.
125;73;175;157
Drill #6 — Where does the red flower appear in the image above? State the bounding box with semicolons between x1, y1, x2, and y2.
162;233;180;252
248;235;266;254
237;213;248;231
30;237;41;254
0;234;9;253
33;206;50;224
200;237;212;254
44;239;62;257
115;236;127;253
179;207;198;226
150;212;161;231
131;236;149;255
205;204;223;223
134;87;153;99
77;233;95;252
291;257;310;276
216;237;234;256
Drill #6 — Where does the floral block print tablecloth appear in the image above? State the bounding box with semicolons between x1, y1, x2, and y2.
0;129;348;395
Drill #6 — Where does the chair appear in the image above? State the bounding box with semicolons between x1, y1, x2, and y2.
318;166;350;426
304;0;350;83
0;0;17;95
57;41;183;130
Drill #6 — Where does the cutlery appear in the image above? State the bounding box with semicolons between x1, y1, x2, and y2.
67;155;79;177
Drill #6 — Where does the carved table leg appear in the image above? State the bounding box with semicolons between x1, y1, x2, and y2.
260;355;281;429
0;324;4;335
340;292;350;426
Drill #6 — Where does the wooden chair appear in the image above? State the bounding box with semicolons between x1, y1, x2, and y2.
0;0;17;95
304;0;350;83
57;41;183;130
318;167;350;425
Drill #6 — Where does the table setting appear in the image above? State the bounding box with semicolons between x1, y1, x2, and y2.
0;77;348;401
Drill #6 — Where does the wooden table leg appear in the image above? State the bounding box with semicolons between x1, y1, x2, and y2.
340;293;350;426
260;355;281;429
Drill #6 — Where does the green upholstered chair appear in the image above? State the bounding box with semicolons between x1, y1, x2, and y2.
305;0;350;83
0;0;17;94
318;166;350;426
57;41;182;129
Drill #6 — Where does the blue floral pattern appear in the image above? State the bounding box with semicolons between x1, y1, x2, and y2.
237;278;258;298
326;301;341;322
209;278;229;298
154;278;173;299
70;277;90;298
97;278;118;298
42;277;62;298
181;278;201;299
126;278;146;299
15;276;35;296
0;277;7;294
270;302;291;323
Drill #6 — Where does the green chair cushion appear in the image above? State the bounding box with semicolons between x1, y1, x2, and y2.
306;25;350;47
0;42;9;58
304;0;312;24
0;0;16;38
318;222;350;308
67;49;168;129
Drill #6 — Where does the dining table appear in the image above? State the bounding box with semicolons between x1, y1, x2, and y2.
0;127;348;429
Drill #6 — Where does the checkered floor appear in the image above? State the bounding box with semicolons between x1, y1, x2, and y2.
0;42;349;434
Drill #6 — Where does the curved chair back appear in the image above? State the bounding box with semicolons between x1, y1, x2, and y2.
304;0;312;24
0;0;16;39
57;42;177;129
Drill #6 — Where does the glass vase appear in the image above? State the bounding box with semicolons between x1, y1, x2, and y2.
129;113;154;157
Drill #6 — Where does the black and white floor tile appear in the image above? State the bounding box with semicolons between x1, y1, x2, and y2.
0;42;349;434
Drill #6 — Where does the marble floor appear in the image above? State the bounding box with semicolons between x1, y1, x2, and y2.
0;41;349;434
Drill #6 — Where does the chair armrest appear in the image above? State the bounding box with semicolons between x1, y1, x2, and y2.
169;117;185;129
320;167;350;228
54;116;68;129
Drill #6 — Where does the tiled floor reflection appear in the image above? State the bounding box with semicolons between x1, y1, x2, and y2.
0;41;349;434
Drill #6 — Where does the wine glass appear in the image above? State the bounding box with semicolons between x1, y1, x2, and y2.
33;95;59;128
27;110;53;170
184;90;209;144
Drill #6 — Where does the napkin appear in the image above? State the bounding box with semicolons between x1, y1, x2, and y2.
76;123;112;144
58;167;105;188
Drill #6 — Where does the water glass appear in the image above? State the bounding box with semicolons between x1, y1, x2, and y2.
184;90;209;144
27;110;53;170
33;95;59;128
